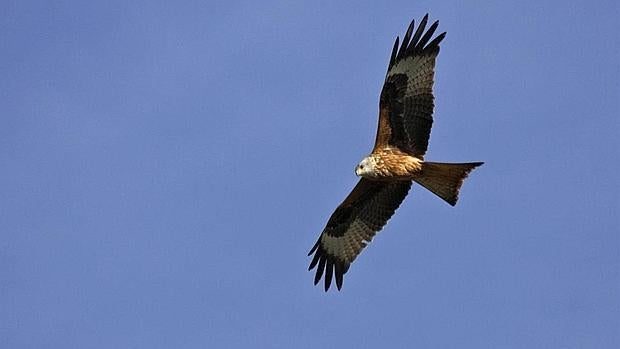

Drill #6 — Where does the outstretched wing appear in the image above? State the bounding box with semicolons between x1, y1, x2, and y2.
374;14;446;157
308;179;412;291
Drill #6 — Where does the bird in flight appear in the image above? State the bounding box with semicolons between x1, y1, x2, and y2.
308;14;483;291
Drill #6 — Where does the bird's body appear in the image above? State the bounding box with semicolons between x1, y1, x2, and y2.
356;148;423;180
308;14;483;291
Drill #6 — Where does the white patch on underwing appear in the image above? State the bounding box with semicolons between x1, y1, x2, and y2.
387;55;437;96
321;219;373;263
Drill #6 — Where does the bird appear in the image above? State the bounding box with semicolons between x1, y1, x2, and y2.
308;14;483;291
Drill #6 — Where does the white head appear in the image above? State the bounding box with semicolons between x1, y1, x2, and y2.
355;156;377;177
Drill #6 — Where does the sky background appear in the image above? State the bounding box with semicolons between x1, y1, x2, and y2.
2;0;619;348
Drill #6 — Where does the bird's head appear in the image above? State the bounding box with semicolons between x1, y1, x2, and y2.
355;156;378;177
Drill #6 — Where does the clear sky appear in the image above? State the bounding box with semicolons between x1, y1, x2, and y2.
2;1;618;348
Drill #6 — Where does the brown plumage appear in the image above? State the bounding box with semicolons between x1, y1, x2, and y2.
308;14;483;291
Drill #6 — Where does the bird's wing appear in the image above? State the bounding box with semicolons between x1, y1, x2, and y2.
308;179;412;291
374;14;446;157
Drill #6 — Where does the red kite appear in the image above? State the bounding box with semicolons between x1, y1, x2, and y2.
308;14;483;291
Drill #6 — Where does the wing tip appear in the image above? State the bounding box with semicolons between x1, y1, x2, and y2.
308;241;348;292
335;262;344;290
324;260;333;291
388;36;400;69
388;14;446;69
307;239;320;256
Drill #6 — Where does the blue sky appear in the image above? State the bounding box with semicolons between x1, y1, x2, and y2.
2;0;618;347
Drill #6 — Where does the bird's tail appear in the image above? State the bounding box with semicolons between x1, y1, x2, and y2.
414;162;483;206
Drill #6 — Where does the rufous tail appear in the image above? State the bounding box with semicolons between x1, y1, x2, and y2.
414;162;483;206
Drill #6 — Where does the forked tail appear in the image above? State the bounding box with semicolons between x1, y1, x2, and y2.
414;162;484;206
